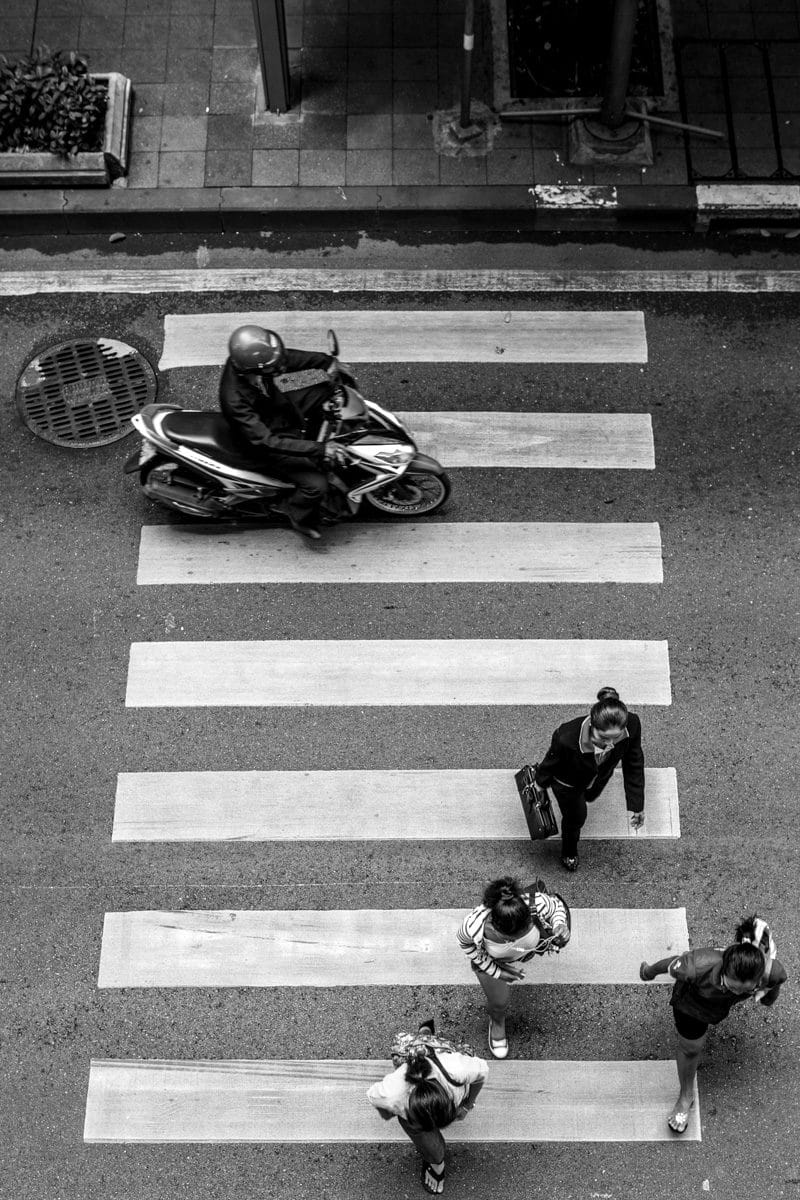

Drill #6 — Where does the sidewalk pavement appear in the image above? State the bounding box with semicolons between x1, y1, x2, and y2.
1;0;799;234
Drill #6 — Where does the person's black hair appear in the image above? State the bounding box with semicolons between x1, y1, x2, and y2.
721;942;765;984
590;686;628;732
483;876;532;936
404;1050;462;1130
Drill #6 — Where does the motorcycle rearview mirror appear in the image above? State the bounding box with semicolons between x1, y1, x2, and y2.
327;328;340;358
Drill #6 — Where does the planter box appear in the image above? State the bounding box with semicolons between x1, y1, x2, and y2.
0;72;133;188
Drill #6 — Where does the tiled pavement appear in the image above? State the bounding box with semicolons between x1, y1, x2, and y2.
0;0;799;193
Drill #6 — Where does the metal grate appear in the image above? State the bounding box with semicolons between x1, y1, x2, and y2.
16;339;158;448
675;38;800;183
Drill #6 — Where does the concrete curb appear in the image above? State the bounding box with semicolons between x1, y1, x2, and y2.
1;182;799;236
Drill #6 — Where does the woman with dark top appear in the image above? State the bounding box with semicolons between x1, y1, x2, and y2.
535;685;645;872
640;915;786;1134
367;1020;488;1194
457;876;570;1059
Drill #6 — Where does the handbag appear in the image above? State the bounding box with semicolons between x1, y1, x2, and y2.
390;1030;477;1069
515;763;558;840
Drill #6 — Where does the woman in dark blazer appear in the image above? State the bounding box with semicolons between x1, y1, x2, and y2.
535;686;645;872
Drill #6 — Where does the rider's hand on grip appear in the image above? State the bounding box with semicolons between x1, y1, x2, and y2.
323;443;348;468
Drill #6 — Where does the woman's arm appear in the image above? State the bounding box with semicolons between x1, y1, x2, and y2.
759;959;787;1006
640;954;683;981
621;716;645;814
456;1079;485;1119
534;728;563;787
457;907;509;979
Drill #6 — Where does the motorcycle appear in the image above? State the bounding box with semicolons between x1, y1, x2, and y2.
124;330;451;522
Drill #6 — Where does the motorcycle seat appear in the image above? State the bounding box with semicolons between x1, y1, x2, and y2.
162;411;251;459
161;411;291;486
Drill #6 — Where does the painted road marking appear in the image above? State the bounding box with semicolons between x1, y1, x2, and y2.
125;639;672;707
158;310;647;369
83;1058;700;1142
398;411;656;468
112;767;679;841
2;265;799;294
97;907;687;987
136;522;663;585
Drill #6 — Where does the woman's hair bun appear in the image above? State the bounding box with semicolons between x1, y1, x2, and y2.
596;685;619;701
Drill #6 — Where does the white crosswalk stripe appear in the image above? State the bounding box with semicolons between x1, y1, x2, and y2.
159;310;648;369
136;521;663;585
83;1059;700;1143
97;907;687;988
399;411;656;468
125;638;672;707
112;767;679;841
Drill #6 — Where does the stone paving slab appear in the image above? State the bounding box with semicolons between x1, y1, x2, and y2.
1;0;799;230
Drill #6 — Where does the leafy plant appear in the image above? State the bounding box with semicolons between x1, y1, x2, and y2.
0;45;107;156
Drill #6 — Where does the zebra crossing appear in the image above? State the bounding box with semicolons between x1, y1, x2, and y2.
158;309;648;368
136;521;664;585
97;907;688;988
86;303;700;1145
84;1059;690;1144
125;638;672;708
111;767;680;840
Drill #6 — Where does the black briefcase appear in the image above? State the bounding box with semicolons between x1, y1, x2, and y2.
515;763;559;840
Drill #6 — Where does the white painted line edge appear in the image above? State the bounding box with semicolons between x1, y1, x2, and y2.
5;266;800;294
83;1058;701;1143
112;766;680;841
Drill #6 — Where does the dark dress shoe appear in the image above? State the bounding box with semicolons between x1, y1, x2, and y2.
560;854;579;872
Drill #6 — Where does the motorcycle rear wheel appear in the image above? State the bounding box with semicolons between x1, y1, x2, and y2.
364;469;451;516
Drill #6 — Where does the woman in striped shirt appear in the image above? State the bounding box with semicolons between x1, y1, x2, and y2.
457;876;571;1058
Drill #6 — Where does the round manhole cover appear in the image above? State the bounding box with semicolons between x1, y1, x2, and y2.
16;338;158;448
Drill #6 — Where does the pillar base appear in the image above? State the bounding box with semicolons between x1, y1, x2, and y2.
432;102;501;158
568;104;654;166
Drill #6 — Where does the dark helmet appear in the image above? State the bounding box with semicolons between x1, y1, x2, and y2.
228;326;285;374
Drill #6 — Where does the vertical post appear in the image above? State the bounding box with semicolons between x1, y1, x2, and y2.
251;0;291;113
460;0;475;128
599;0;638;129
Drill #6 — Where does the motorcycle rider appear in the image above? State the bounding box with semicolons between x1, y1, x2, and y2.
219;325;347;540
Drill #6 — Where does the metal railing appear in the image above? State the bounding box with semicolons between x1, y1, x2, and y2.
675;38;800;182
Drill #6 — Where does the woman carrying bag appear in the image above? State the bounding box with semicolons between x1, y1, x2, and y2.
535;685;645;872
367;1019;488;1195
457;876;570;1059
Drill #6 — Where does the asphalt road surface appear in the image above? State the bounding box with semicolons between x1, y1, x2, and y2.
2;265;798;1200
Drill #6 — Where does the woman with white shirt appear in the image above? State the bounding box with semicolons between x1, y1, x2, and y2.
534;685;646;872
367;1020;488;1195
457;876;571;1059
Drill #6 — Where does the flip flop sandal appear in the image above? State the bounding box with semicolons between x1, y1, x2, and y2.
421;1161;445;1194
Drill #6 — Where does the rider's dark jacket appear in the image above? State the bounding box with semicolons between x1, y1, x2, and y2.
219;348;336;462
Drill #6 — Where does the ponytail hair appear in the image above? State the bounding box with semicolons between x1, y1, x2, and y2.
735;913;775;960
404;1049;462;1130
590;686;628;732
483;875;531;936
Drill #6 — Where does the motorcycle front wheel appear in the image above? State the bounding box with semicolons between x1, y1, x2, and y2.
364;469;451;516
